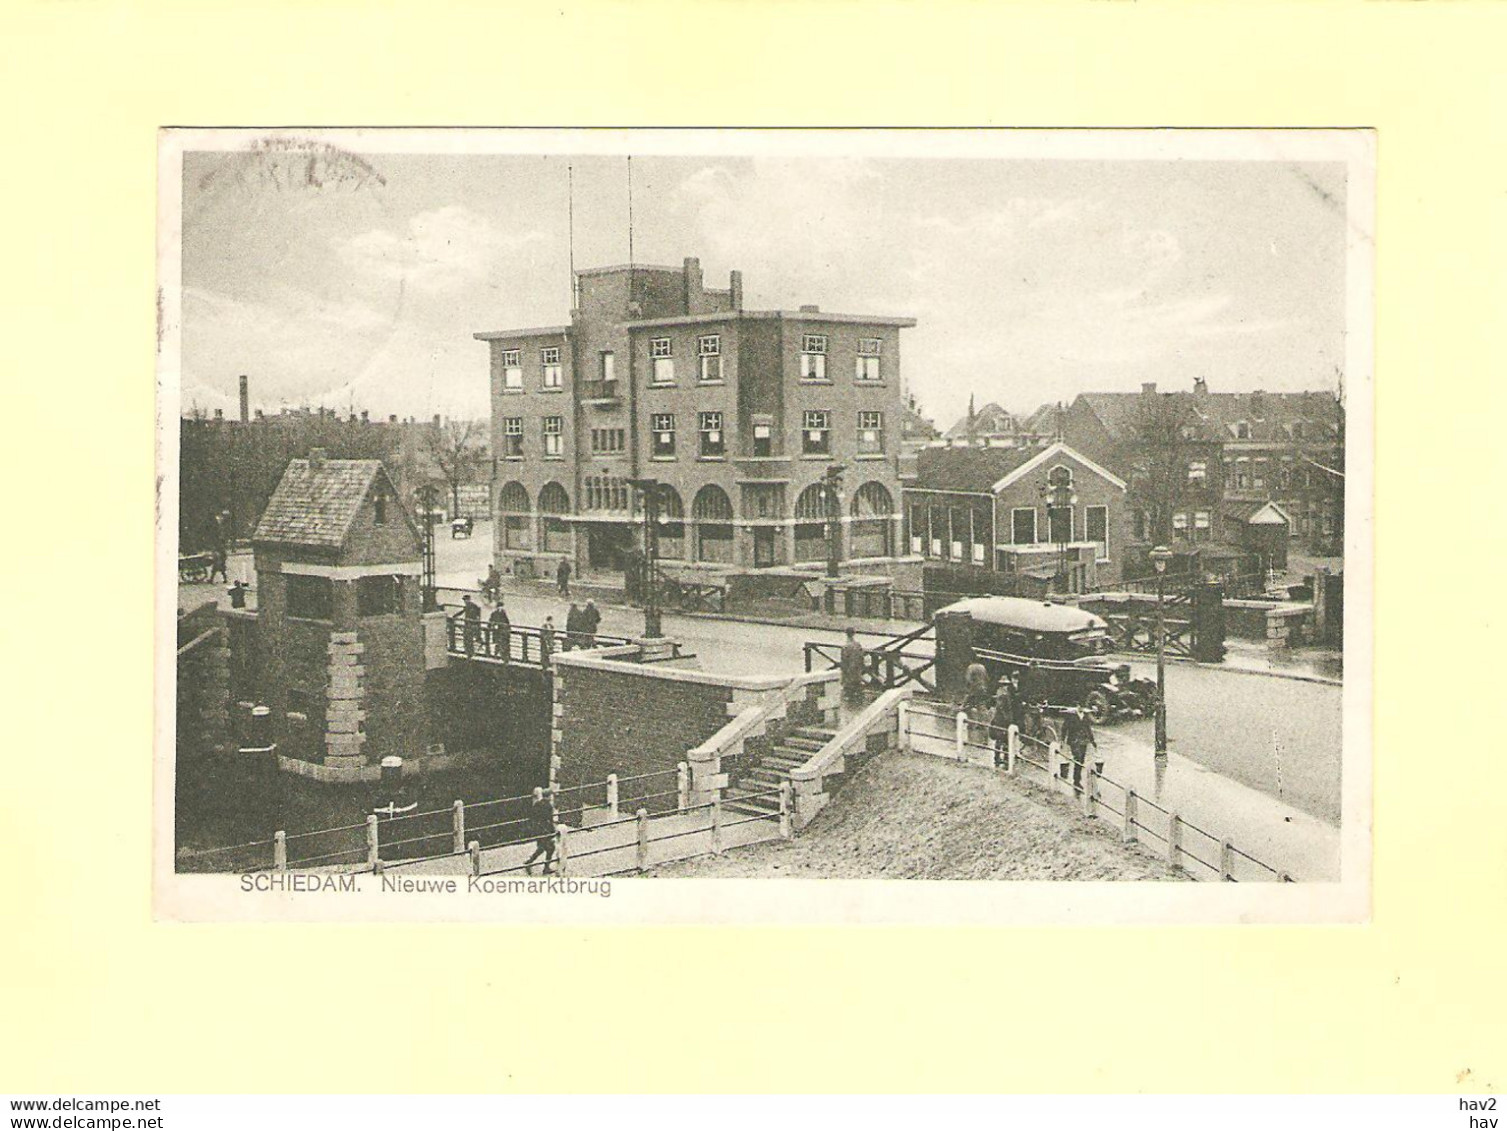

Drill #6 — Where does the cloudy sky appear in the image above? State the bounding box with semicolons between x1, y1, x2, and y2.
179;145;1347;428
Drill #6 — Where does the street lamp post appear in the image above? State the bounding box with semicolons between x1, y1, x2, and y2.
823;464;845;581
1042;479;1078;595
1150;544;1173;759
628;477;663;639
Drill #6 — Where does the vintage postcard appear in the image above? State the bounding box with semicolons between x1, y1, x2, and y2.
156;127;1372;923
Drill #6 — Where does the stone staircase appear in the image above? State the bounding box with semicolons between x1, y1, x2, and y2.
723;725;838;818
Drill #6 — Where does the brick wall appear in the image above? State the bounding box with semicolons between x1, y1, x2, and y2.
553;662;738;813
426;661;552;791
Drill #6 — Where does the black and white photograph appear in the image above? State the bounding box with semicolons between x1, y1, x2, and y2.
158;128;1372;921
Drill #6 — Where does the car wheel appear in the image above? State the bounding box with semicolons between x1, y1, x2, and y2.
1084;689;1112;725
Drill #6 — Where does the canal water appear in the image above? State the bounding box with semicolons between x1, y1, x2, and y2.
175;750;553;873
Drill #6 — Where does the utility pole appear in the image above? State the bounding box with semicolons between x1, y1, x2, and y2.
418;484;439;612
1150;544;1173;759
628;477;662;638
823;464;845;580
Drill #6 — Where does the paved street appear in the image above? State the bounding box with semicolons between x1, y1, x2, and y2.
180;523;1343;836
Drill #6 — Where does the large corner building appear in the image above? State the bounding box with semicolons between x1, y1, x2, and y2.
475;258;916;575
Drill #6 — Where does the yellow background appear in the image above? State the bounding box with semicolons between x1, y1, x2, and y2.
2;0;1502;1093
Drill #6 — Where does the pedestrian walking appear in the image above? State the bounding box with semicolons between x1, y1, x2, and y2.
840;627;867;707
523;787;558;875
209;547;229;585
488;602;510;660
483;563;502;604
563;602;582;651
989;677;1017;767
539;616;556;664
1063;708;1100;795
580;599;601;649
227;580;249;609
556;558;572;598
461;594;481;656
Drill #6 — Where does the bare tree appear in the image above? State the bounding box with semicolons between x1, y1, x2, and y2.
1127;391;1202;548
423;418;488;517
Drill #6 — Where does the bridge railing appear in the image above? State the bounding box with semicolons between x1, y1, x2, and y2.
443;613;633;665
899;702;1295;883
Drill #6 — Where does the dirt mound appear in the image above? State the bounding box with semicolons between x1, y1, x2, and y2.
649;750;1179;881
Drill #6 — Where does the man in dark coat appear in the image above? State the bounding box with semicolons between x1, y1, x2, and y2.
563;602;582;651
461;594;481;655
580;599;601;649
488;602;510;660
989;678;1018;767
523;787;558;875
839;627;866;707
1063;708;1100;794
556;558;572;597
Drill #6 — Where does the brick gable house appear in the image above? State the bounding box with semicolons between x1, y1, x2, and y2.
250;450;428;778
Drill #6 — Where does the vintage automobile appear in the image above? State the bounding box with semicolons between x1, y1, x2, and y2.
936;596;1156;725
450;515;474;539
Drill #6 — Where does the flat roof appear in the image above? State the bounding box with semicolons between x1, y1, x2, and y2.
626;309;917;330
574;263;683;277
472;325;573;342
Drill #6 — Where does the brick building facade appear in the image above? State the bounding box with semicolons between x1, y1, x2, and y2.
475;257;916;577
904;441;1133;592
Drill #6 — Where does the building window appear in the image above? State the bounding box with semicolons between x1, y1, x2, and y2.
856;338;882;382
1253;460;1267;489
800;334;827;380
1048;505;1072;545
503;417;523;458
1173;512;1189;537
1133;510;1149;542
285;575;333;621
802;410;830;456
590;428;626;455
600;351;616;383
698;335;722;382
699;412;725;458
1235;459;1251;490
357;575;401;617
652;413;676;458
1188;460;1207;483
1235;421;1250;439
373;490;387;526
752;422;773;458
501;349;523;390
542;416;563;458
1193;511;1211;542
1085;505;1109;561
857;410;884;455
584;475;629;512
650;338;675;385
541;346;562;389
1011;507;1037;545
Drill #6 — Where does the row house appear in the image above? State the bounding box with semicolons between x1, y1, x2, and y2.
904;441;1132;593
475;257;916;576
1060;379;1343;562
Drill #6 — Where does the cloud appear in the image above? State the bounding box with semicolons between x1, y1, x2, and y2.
334;205;547;293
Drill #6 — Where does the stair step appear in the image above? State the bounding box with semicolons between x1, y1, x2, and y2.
745;768;790;783
763;752;810;767
793;727;837;741
781;737;826;752
725;797;780;815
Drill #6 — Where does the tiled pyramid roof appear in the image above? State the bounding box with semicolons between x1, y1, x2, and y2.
253;458;383;548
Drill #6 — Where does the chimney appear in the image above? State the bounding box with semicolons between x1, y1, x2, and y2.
800;304;820;313
683;257;704;314
729;269;744;311
213;408;224;420
432;414;441;427
238;375;249;423
309;448;327;470
1193;377;1209;396
255;409;264;421
1141;382;1157;395
361;410;369;423
1251;390;1266;417
388;414;398;424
